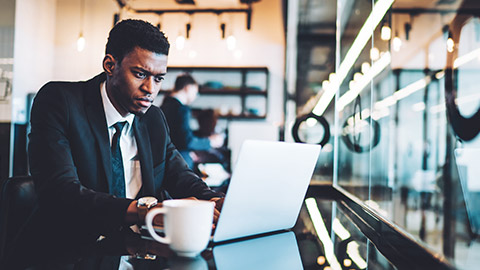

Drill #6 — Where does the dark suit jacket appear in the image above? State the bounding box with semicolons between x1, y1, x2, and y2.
28;73;220;236
160;96;210;167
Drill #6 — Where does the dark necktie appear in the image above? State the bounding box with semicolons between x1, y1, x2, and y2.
111;121;127;197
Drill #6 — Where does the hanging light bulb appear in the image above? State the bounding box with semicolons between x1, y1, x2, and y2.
447;37;455;53
176;35;186;50
186;23;191;39
322;80;330;90
353;72;363;82
370;47;380;61
381;23;391;41
220;23;226;39
225;14;237;51
329;73;337;82
349;80;357;89
392;36;402;52
442;25;450;41
226;35;236;50
361;62;370;74
77;33;85;52
404;22;411;41
77;0;85;52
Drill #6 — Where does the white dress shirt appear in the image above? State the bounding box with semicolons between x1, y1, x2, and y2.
100;82;142;199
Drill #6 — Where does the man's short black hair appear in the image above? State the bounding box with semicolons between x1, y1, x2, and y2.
174;74;197;92
106;19;170;63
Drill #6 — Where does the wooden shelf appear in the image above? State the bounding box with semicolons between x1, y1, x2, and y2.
199;88;267;96
191;108;266;119
168;66;269;72
162;66;269;120
219;114;266;119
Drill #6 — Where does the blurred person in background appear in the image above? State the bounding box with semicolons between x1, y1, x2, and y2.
161;74;224;169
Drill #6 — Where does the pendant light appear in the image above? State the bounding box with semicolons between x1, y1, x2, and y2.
77;0;85;52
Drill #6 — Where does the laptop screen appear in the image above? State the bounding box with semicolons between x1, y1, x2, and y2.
213;140;321;242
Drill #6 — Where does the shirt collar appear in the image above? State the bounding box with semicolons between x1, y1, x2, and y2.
171;92;187;105
100;82;135;128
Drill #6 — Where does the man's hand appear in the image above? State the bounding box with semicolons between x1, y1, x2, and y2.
185;197;224;229
130;197;225;231
209;197;224;231
210;197;224;212
125;200;164;226
150;204;164;227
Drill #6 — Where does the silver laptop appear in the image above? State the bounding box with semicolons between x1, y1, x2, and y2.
212;140;321;243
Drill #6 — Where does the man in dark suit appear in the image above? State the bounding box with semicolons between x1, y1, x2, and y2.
161;74;224;168
27;19;223;237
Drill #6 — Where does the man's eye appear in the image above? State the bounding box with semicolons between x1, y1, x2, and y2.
154;76;164;83
135;72;146;79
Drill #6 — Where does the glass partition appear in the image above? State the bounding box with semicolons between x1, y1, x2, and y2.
327;0;480;267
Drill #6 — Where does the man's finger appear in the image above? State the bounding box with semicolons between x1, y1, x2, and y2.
213;208;220;224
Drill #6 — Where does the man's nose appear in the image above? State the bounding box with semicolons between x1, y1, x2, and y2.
141;77;155;94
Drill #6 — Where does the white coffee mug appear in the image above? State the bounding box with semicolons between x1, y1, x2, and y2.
145;199;214;257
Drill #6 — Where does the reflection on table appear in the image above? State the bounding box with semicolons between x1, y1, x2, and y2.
0;195;405;270
213;231;301;270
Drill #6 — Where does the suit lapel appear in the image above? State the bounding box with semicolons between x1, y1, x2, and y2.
84;74;113;190
133;116;155;196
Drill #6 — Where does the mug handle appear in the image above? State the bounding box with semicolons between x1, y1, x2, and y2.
145;207;170;244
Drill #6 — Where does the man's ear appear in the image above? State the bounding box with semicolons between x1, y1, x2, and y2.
103;54;116;76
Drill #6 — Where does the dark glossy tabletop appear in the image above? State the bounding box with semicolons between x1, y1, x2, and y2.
1;196;395;270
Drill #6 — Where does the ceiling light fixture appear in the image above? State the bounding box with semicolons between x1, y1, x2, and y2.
404;22;411;41
442;25;450;40
447;37;455;53
361;62;370;74
77;0;86;52
370;47;380;61
186;23;191;38
312;0;394;116
176;35;186;50
365;43;480;121
392;35;402;52
337;52;391;111
227;35;237;50
77;34;85;52
186;13;193;39
226;14;237;50
381;21;391;41
404;15;412;41
156;14;163;30
126;7;255;31
220;22;226;38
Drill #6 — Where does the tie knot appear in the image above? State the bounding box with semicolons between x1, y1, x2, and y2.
113;121;127;133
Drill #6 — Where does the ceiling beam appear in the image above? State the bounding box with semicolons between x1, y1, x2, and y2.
392;8;480;15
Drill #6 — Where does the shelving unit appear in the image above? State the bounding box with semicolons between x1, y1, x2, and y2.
159;66;269;119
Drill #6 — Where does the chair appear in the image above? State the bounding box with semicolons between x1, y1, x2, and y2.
0;175;37;259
